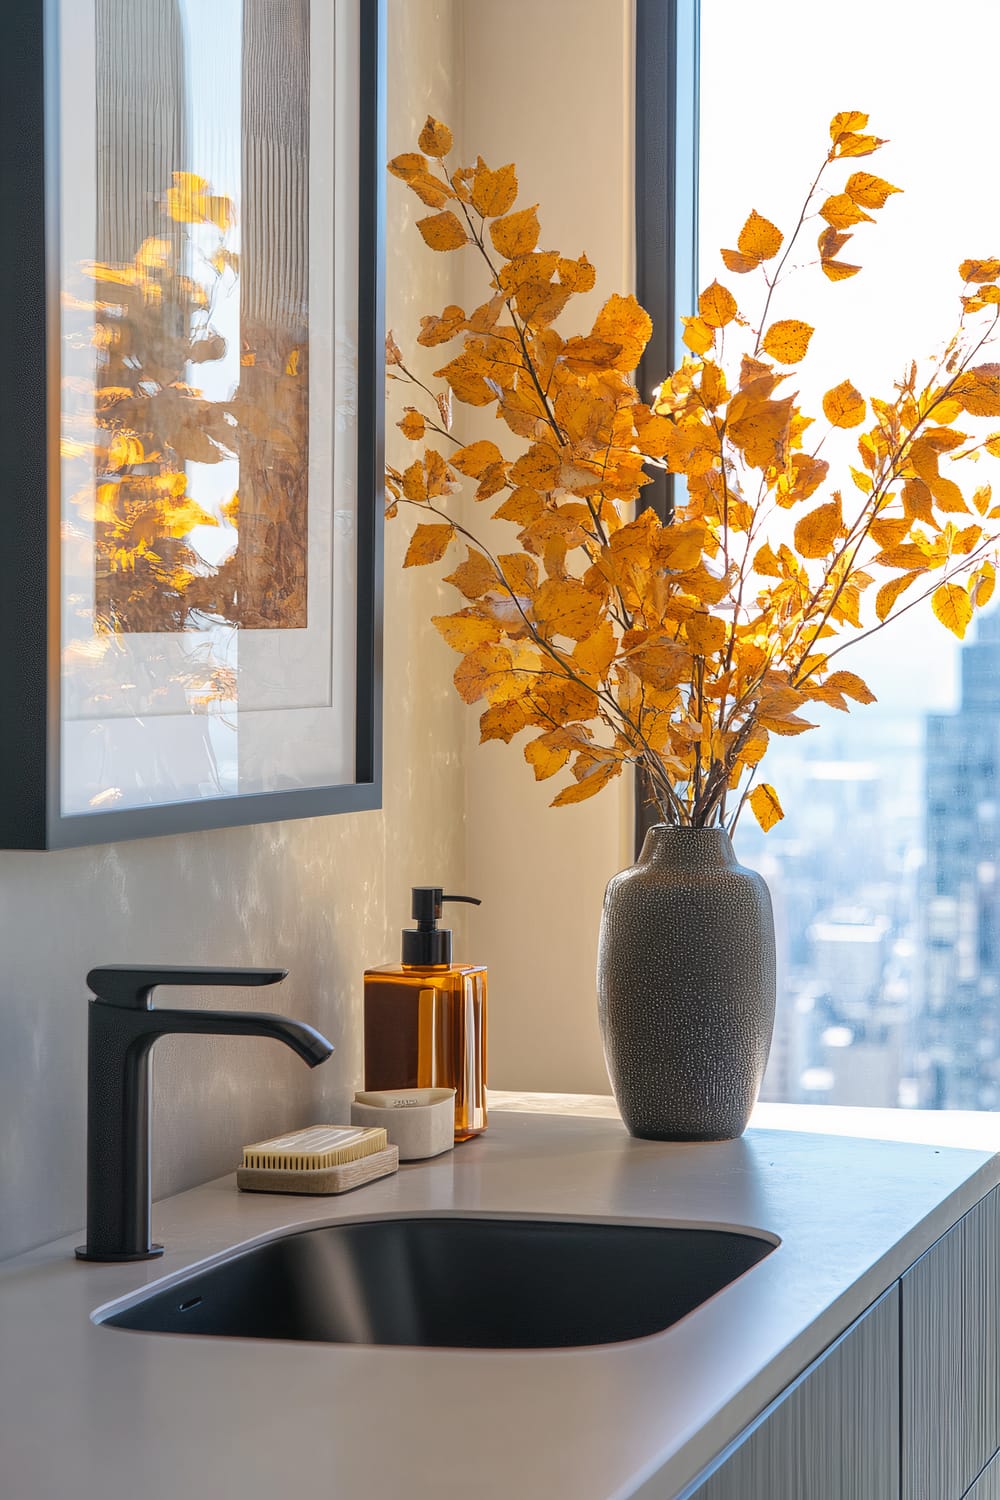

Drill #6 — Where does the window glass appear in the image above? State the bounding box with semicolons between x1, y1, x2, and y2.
700;1;1000;1108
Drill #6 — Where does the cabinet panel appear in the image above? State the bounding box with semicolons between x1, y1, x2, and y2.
902;1185;1000;1500
967;1450;1000;1500
682;1287;899;1500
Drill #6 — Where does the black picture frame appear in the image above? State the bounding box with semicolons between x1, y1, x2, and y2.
634;0;700;853
0;0;386;849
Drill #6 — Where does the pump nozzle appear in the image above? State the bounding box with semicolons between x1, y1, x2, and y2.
403;887;481;965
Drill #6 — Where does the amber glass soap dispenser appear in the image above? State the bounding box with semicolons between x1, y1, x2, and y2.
364;888;487;1141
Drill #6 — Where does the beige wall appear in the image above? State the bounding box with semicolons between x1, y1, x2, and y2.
454;0;637;1092
0;0;467;1262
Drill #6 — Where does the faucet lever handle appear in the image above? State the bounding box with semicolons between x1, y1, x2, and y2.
86;965;288;1009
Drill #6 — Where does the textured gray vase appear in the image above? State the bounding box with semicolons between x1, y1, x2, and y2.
597;825;776;1141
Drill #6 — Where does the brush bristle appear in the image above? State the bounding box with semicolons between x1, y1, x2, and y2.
241;1125;388;1172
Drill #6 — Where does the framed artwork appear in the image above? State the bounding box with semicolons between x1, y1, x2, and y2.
0;0;385;848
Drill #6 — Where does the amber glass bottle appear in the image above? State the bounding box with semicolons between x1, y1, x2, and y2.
364;889;488;1141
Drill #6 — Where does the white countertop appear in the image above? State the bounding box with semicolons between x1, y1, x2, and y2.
3;1094;1000;1500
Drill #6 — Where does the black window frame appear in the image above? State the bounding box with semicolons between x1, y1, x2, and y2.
634;0;700;852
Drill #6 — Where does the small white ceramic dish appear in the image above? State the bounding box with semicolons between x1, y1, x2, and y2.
350;1087;456;1160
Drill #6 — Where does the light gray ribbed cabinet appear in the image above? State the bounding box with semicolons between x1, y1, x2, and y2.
901;1184;1000;1500
681;1287;899;1500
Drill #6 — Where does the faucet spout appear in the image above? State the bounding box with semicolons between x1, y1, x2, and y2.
144;1008;334;1068
75;966;334;1263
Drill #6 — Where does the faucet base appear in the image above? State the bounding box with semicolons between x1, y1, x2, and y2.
75;1244;164;1262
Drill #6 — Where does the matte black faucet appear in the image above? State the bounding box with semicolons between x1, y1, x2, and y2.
75;965;334;1263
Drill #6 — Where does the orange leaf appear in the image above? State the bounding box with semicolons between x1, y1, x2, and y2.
404;523;454;567
388;152;429;183
829;110;869;140
738;209;783;261
932;581;973;639
454;644;513;704
524;732;573;782
821;258;862;282
550;762;620;806
572;621;617;684
823;670;876;704
417;305;467;346
845;172;901;209
494;487;545;525
960;258;1000;284
471;162;517;217
592;293;653;372
698;280;738;328
681;316;714;354
432;610;503;652
417;211;467;251
532;577;602;641
685;613;727;655
820;193;874;230
490;205;540;259
823;380;866;428
445;547;497;599
557;254;597;292
761;319;813;365
749;783;784;831
451;440;505;477
418;117;453;157
398;409;426;441
793;497;844;558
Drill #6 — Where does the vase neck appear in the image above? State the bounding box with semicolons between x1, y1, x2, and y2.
637;825;738;870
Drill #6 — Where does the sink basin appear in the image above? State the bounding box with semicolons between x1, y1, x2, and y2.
101;1216;774;1349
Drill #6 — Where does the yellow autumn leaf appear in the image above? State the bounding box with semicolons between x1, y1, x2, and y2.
432;610;503;652
793;498;844;558
698;280;738;329
557;254;597;292
445;547;497;599
823;670;876;704
761;319;814;365
532;577;602;641
387;152;428;183
490;205;540;259
404;523;454;567
820;194;874;230
471;162;517;217
592;294;653;372
417;211;468;251
681;316;714;354
829;110;869;140
573;621;617;683
933;581;973;638
398;409;426;441
450;440;505;477
738;209;783;261
823;380;866;428
685;613;728;655
524;732;573;782
551;762;621;807
845;172;901;209
959;258;1000;284
749;783;784;832
821;258;862;282
453;644;514;704
418;117;453;157
974;561;997;608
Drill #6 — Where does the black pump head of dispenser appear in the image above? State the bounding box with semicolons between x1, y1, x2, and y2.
402;887;481;966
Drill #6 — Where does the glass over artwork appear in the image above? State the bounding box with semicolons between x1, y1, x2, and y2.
58;0;360;817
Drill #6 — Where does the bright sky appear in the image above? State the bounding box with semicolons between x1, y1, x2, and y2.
699;0;1000;715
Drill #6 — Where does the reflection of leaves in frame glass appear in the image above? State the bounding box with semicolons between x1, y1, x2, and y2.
68;0;311;637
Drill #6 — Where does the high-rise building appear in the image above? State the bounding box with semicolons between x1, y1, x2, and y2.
922;612;1000;1109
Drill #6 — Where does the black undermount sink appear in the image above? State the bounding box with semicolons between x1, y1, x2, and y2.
101;1216;775;1349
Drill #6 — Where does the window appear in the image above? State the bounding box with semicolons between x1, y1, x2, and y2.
692;0;1000;1109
